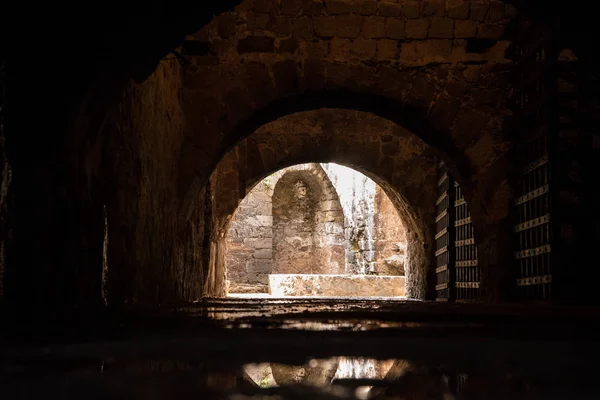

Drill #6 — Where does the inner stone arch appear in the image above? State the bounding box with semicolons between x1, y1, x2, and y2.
224;163;408;297
271;167;345;276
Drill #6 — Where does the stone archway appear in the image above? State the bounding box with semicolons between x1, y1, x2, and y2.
7;0;600;319
224;163;345;293
271;168;346;275
210;108;437;299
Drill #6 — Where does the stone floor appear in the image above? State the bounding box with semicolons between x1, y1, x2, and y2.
2;299;600;399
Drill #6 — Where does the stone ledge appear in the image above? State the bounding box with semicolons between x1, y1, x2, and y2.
269;274;405;297
227;281;269;293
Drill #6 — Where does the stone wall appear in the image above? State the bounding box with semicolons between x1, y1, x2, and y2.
224;161;408;294
374;185;407;275
180;0;516;210
214;109;436;298
101;59;209;305
182;0;519;300
321;163;407;275
226;179;274;290
225;164;345;292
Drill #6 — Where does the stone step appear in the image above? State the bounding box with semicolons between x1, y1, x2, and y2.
268;274;405;297
227;281;268;294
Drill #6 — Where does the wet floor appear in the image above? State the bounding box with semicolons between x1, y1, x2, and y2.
2;298;600;399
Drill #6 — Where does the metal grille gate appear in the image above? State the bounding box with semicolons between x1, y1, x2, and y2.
435;161;453;301
454;182;479;301
508;20;554;301
435;161;480;302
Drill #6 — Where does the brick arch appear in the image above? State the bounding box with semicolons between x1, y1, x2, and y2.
209;108;437;298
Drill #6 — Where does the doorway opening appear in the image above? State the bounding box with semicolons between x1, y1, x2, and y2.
224;163;407;298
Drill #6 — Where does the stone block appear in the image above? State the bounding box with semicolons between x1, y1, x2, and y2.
254;238;273;249
247;12;270;29
228;282;268;294
254;0;277;13
324;0;353;14
376;39;399;59
400;40;452;65
446;0;470;19
454;20;476;38
362;17;386;39
334;15;364;38
403;1;420;19
256;202;272;215
385;18;406;40
321;200;342;211
422;0;446;17
281;0;303;15
379;1;402;17
247;273;270;284
324;222;343;234
477;24;504;40
251;226;273;238
293;17;313;38
277;38;299;53
405;19;429;39
269;16;293;35
470;2;489;21
325;234;344;245
254;248;273;259
256;215;273;225
245;216;262;228
351;38;377;58
237;36;275;53
429;18;454;39
314;17;336;37
307;40;330;58
247;260;273;273
322;210;341;222
217;13;237;38
353;0;378;15
268;274;405;297
304;0;326;16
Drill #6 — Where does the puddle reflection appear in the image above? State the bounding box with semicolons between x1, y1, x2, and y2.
3;353;595;399
234;357;466;400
